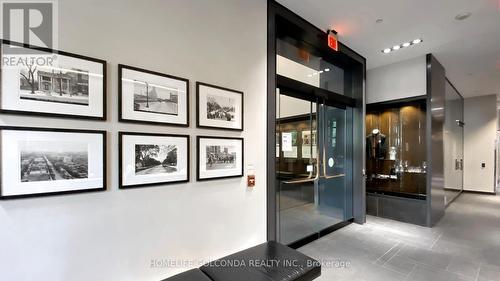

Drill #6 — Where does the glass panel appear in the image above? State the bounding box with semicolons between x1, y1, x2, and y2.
276;39;345;95
276;93;318;245
444;81;464;205
366;101;427;199
317;104;352;221
276;92;352;245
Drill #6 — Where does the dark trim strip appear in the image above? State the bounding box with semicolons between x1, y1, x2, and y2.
367;191;427;201
445;77;464;100
367;95;427;107
287;219;353;249
277;75;355;108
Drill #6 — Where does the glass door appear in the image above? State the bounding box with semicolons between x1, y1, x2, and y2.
444;81;464;205
317;104;353;221
276;91;352;246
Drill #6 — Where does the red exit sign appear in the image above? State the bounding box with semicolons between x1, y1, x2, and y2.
327;30;338;51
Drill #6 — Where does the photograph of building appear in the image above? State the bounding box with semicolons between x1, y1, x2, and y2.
19;66;90;105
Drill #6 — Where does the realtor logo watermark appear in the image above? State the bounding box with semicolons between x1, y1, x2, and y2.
1;0;58;67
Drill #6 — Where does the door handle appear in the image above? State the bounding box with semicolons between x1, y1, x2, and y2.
283;178;316;184
321;174;346;179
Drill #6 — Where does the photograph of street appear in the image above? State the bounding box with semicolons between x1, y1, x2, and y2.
133;80;179;116
206;94;236;122
20;141;88;182
19;65;90;106
206;145;237;170
135;144;178;175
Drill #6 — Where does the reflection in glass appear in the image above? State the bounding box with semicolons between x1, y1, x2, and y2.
276;94;321;245
366;100;427;199
443;81;464;204
276;93;352;245
276;39;345;95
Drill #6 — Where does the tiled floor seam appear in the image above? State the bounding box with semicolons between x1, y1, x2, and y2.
374;241;402;265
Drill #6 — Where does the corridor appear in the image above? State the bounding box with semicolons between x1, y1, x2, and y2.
299;193;500;281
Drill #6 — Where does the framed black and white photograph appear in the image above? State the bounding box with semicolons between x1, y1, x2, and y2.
119;64;189;127
0;40;106;120
0;126;106;199
197;136;243;181
196;82;243;131
119;132;189;188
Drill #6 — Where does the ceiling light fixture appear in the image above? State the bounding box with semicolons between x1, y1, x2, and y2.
382;38;423;54
376;18;383;24
325;68;330;72
455;12;472;21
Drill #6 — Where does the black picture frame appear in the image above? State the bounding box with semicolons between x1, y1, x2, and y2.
118;64;190;127
0;126;107;200
119;131;190;189
0;39;107;120
196;82;244;131
196;136;244;181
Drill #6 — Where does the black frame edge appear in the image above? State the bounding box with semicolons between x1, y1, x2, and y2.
118;131;191;189
196;81;244;132
117;64;190;127
196;135;244;181
0;39;107;121
0;126;107;200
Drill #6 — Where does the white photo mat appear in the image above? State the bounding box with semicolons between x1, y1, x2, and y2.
1;129;105;197
121;134;189;187
120;66;188;125
1;42;105;118
198;137;243;180
197;83;243;130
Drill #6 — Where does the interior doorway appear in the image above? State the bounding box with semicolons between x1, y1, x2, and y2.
266;1;366;246
276;93;353;246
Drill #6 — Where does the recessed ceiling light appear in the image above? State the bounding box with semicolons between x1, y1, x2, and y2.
324;68;330;72
319;70;324;74
382;38;423;54
455;12;472;21
376;18;383;23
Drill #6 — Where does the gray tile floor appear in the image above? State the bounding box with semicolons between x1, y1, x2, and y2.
299;193;500;281
280;203;342;245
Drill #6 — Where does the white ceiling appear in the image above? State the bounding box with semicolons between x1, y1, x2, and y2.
277;0;500;98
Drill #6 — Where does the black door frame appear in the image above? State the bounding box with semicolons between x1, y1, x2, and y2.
267;0;367;242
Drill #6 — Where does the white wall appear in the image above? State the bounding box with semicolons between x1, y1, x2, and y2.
0;1;267;280
366;56;426;104
464;95;497;193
